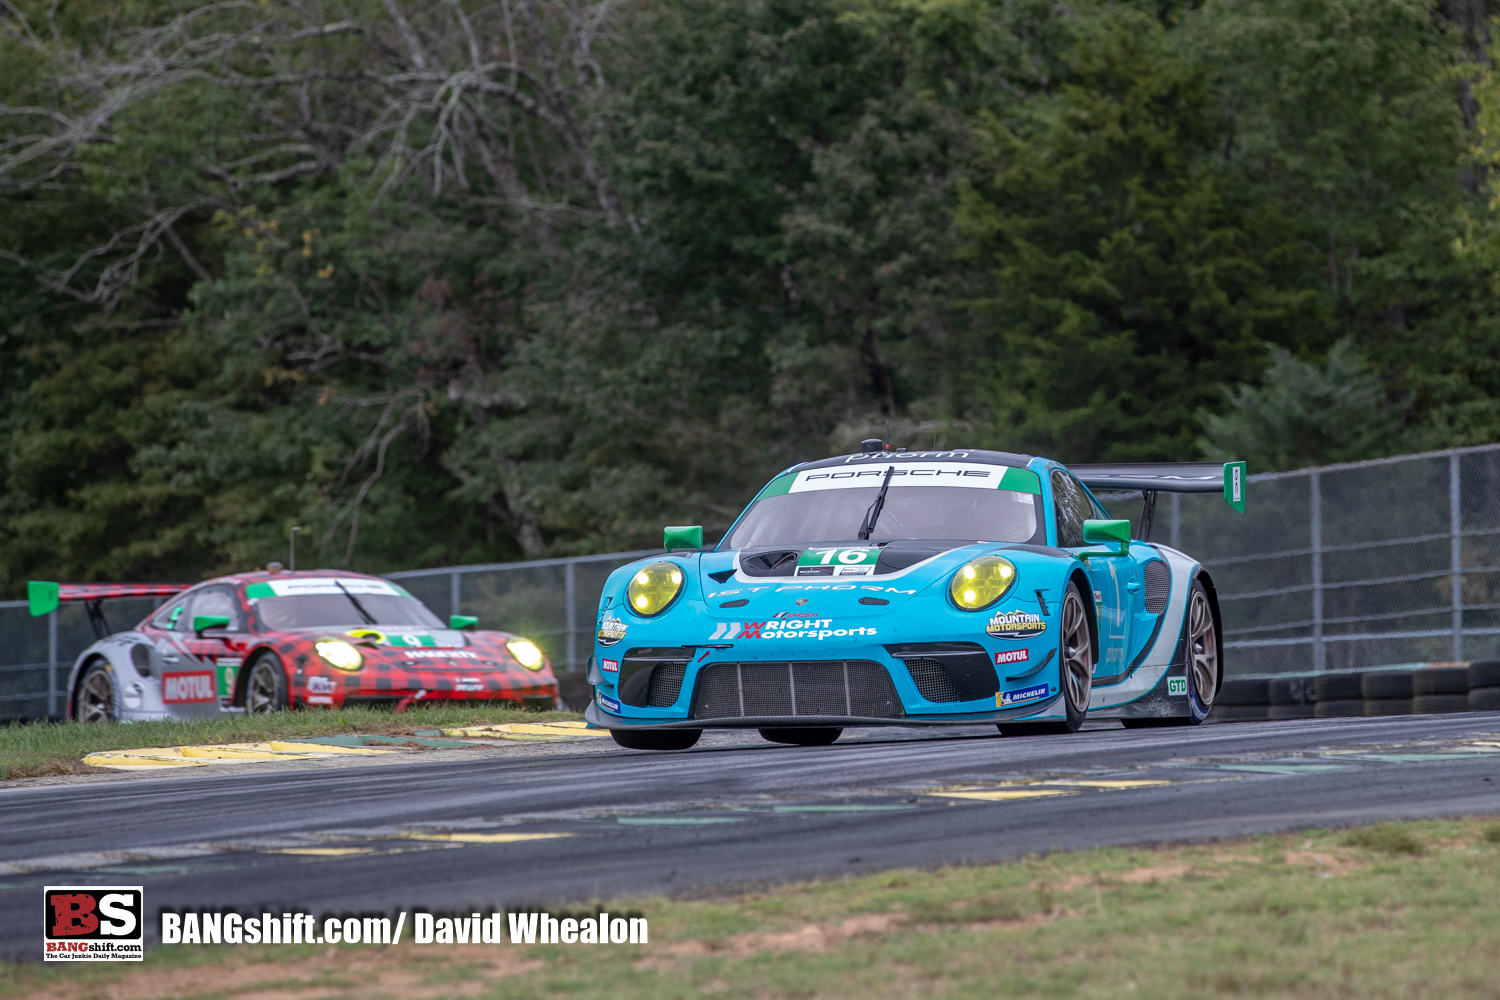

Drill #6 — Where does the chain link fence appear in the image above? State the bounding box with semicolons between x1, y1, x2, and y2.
4;444;1498;721
1101;444;1500;674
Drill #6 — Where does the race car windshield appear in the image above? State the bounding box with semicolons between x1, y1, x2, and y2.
725;486;1042;549
254;594;446;631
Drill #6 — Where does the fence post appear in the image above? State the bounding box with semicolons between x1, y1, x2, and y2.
47;608;58;719
565;560;577;674
1451;451;1463;662
1170;493;1181;549
1311;471;1324;672
450;571;461;621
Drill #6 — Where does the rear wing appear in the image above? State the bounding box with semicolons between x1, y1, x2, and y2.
28;581;192;639
1068;461;1246;541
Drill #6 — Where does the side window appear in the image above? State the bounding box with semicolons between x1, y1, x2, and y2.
152;599;189;631
1051;470;1093;548
185;587;244;632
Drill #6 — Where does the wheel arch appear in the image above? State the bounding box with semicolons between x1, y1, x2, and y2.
69;653;115;720
1193;568;1225;694
1065;566;1099;663
233;645;287;708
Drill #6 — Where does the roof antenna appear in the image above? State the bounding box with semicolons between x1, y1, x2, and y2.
289;525;302;572
885;420;890;452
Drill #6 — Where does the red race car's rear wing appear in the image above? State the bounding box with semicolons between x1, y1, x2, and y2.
28;581;191;617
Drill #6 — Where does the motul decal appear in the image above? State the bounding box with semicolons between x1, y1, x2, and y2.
994;649;1029;666
162;672;216;704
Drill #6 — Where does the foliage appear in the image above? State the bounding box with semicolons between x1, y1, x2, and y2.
1;0;1497;591
1200;339;1406;472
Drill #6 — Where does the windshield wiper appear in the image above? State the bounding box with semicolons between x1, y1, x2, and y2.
858;466;896;541
334;580;377;625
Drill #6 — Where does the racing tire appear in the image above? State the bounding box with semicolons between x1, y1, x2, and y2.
1469;662;1500;689
243;653;288;714
1468;687;1500;712
610;729;702;751
1182;579;1220;724
999;581;1092;737
759;728;842;746
75;661;118;723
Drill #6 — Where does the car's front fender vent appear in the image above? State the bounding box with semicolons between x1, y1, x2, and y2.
1144;561;1171;615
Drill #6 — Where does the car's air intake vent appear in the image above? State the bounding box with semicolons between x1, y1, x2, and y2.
884;642;998;702
1144;561;1171;615
690;661;903;719
619;648;692;708
903;657;960;702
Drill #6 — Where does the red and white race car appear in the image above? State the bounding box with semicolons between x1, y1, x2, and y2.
28;569;560;721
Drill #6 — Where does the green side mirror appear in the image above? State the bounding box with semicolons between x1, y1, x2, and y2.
28;581;59;617
193;615;231;635
449;615;479;631
663;525;703;550
1081;519;1131;555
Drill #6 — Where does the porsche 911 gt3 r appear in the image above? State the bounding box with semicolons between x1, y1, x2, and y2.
584;447;1246;749
28;570;559;722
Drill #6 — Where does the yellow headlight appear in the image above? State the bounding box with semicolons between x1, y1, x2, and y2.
315;639;363;671
507;639;544;670
949;556;1018;611
626;561;685;617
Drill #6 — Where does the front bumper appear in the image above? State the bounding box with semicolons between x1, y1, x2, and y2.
586;693;1065;730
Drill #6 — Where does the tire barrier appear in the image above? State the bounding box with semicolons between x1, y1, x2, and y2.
1204;661;1500;723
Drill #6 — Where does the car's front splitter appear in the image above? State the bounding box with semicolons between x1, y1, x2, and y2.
585;692;1064;730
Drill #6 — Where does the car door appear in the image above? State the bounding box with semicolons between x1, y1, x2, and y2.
1051;469;1135;680
175;586;248;706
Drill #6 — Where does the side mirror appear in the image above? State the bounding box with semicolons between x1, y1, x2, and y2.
663;525;703;550
1081;519;1131;556
449;615;479;631
193;615;231;636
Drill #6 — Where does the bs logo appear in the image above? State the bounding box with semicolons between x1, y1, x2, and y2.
43;886;143;962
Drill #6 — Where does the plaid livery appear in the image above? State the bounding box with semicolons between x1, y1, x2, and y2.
63;569;556;715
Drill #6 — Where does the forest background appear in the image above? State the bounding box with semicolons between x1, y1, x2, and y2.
3;0;1500;591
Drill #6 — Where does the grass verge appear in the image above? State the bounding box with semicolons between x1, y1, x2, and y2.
0;704;582;780
7;817;1500;998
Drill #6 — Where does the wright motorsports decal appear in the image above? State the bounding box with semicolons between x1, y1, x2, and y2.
986;610;1047;641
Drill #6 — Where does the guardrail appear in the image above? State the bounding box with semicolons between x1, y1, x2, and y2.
4;444;1497;721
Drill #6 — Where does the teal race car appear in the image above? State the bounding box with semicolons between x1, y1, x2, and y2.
584;445;1246;750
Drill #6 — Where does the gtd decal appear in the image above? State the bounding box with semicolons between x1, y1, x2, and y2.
1167;677;1188;696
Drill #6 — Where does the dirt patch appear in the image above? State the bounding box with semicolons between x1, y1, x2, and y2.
19;945;541;1000
1283;850;1363;875
635;913;906;970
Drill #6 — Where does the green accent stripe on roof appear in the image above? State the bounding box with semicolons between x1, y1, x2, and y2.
760;473;796;498
244;582;274;598
998;467;1042;494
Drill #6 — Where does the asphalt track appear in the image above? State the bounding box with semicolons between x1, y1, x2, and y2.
5;712;1500;958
